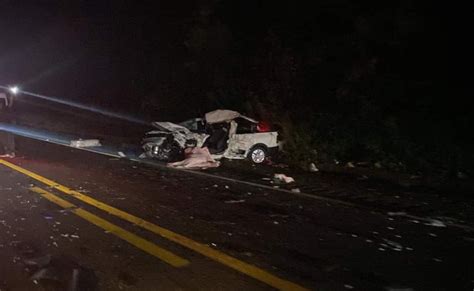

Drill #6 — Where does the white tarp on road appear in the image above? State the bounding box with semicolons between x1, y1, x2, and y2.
167;147;220;169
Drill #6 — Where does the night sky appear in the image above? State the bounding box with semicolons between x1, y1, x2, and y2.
1;1;194;106
2;1;463;104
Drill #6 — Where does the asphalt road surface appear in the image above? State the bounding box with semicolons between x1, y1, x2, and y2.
0;136;472;291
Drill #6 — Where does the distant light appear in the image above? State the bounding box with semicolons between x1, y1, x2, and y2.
9;86;19;95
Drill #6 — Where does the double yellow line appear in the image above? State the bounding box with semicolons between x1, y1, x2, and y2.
30;186;189;267
0;159;308;291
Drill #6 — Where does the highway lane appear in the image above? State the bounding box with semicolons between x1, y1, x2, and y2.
0;137;473;290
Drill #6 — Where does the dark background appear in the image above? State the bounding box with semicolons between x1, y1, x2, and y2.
1;0;472;174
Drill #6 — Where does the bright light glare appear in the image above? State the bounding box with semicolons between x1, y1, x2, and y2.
0;84;147;125
9;86;19;95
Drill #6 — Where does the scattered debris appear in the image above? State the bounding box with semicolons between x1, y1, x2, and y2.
273;173;295;184
224;199;246;204
346;162;355;168
291;188;301;193
70;139;101;148
31;268;60;282
387;212;407;216
383;239;403;251
425;219;447;228
24;255;52;268
24;254;99;290
309;163;319;172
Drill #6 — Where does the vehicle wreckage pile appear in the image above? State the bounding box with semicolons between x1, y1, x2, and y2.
140;109;279;169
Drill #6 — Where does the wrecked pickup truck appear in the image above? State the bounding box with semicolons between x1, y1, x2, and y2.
140;109;279;164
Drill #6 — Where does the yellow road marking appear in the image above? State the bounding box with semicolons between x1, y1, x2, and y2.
30;186;189;268
0;159;308;291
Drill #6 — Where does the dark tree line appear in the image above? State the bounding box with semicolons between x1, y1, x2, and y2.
143;0;470;175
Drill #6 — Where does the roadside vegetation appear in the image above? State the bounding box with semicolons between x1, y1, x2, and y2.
137;1;469;178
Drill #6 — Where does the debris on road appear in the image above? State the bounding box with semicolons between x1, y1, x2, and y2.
382;239;403;251
31;267;60;282
425;219;447;228
224;199;246;204
291;188;301;193
22;253;99;290
309;163;319;172
70;139;101;148
273;173;295;184
24;255;52;268
387;212;407;216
